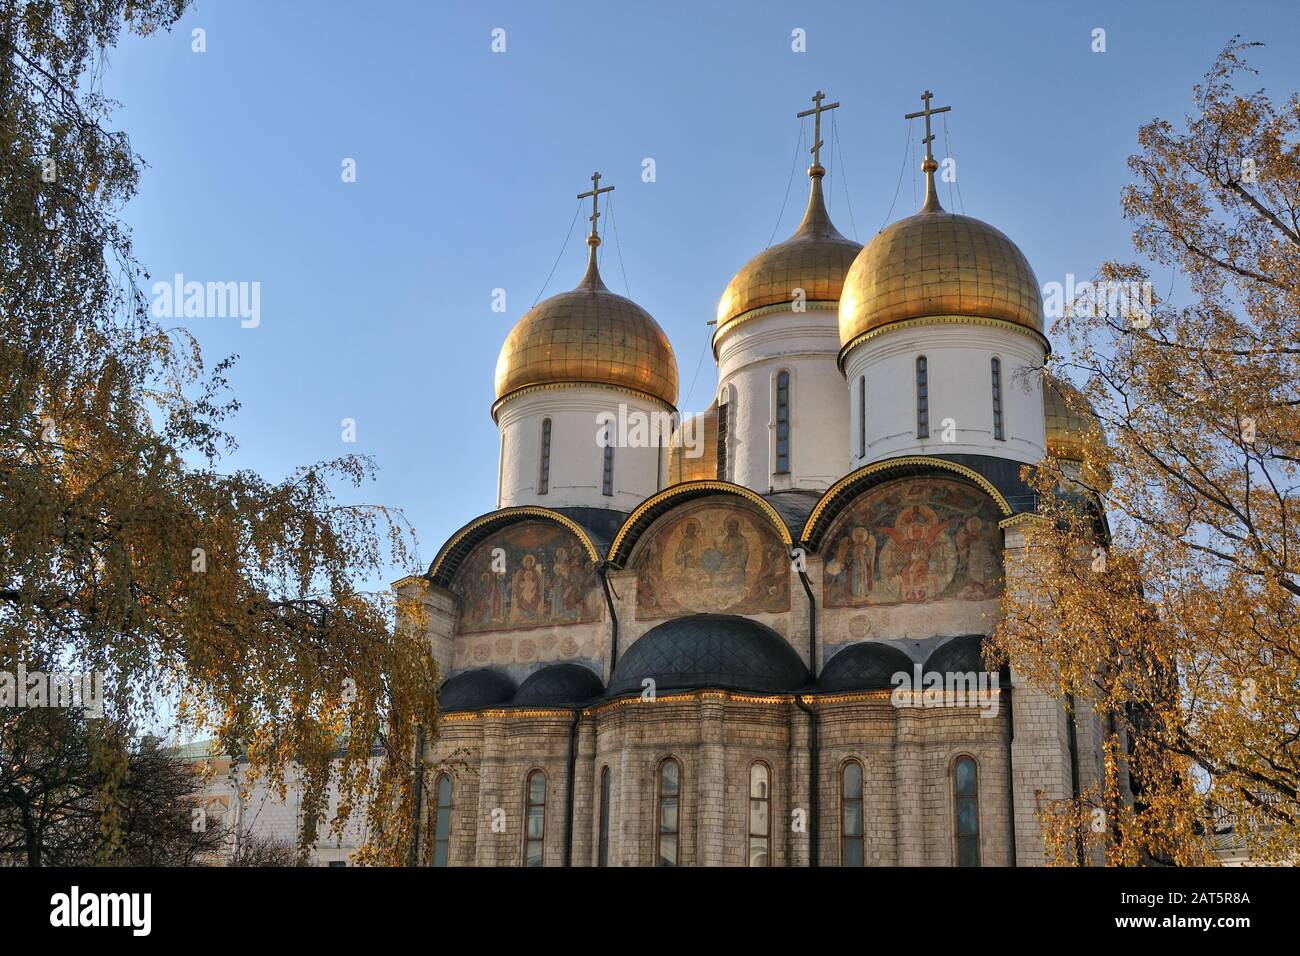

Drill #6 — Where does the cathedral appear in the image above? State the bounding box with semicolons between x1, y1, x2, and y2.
395;90;1122;867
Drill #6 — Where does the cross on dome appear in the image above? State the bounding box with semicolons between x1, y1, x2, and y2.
577;170;615;248
904;90;951;212
796;90;840;175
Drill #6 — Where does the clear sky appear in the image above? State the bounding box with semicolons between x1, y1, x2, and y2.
102;0;1300;589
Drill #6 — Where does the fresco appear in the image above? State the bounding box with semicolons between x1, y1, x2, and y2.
822;478;1003;607
633;500;790;619
453;521;602;633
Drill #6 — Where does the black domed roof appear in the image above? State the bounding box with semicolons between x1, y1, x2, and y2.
608;614;809;696
923;635;991;674
513;663;604;707
439;668;516;713
818;642;914;692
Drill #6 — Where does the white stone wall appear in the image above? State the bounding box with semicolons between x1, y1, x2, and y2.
842;321;1048;467
496;386;669;511
714;306;849;493
190;758;372;866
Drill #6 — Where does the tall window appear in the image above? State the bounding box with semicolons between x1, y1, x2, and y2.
523;770;547;867
953;756;980;867
538;418;552;494
857;375;867;458
432;774;453;867
990;358;1004;441
655;436;663;490
601;422;614;496
656;758;680;867
748;762;771;867
841;760;864;866
916;356;929;439
775;371;791;473
716;401;729;480
497;432;506;508
597;766;611;867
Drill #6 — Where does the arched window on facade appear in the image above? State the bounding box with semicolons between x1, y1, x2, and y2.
538;417;552;494
841;759;864;867
497;432;507;508
916;356;930;439
990;357;1004;441
858;375;867;458
597;766;611;867
953;756;980;867
601;421;614;496
716;399;729;481
655;435;663;491
656;758;681;867
523;769;547;867
748;762;771;867
431;774;453;867
775;371;791;474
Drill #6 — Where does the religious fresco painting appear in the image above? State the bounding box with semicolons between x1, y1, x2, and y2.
823;478;1003;607
453;521;603;633
633;501;790;619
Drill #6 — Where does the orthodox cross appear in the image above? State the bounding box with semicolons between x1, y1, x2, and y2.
904;90;951;165
578;171;615;244
796;90;840;169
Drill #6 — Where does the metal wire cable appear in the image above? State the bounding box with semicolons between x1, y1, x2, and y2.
831;111;859;240
607;192;631;297
681;322;712;412
532;198;583;307
766;117;806;248
942;113;966;215
880;121;913;232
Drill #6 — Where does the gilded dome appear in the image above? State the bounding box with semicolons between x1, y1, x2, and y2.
715;168;862;337
838;186;1044;357
1042;374;1099;462
494;252;679;416
667;400;719;483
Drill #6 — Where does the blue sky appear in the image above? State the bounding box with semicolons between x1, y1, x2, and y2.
102;0;1299;589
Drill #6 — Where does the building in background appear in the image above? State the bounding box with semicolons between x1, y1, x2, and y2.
177;739;369;867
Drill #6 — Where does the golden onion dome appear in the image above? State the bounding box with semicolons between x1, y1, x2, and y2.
667;401;719;483
838;173;1045;360
493;245;679;417
1042;374;1099;462
715;166;862;340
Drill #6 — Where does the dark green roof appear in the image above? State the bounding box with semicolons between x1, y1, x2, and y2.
608;614;810;696
820;642;913;691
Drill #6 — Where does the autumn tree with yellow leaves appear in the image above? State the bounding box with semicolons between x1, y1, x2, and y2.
1;1;437;864
993;39;1299;865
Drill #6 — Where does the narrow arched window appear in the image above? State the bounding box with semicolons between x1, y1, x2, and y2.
655;437;663;491
656;758;680;867
523;769;547;867
857;375;867;458
953;756;980;867
538;418;552;494
432;774;453;867
497;432;507;508
716;401;729;481
601;422;614;496
597;766;611;867
841;760;864;867
991;358;1004;441
916;356;929;439
775;371;791;474
748;762;771;867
